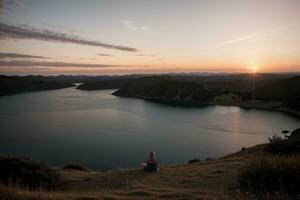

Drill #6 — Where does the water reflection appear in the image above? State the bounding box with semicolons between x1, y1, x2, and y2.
0;87;299;169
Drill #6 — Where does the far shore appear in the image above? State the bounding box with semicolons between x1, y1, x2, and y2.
116;93;300;118
211;100;300;118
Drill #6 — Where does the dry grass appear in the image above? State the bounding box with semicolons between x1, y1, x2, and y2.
1;145;298;200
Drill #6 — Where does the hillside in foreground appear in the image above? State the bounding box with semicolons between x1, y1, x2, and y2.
1;128;299;200
0;145;264;200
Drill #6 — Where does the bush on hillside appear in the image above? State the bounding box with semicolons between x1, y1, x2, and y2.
238;156;300;195
188;158;201;164
0;156;60;190
63;164;89;171
265;128;300;155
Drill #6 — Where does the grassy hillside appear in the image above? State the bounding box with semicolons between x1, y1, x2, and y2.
0;145;264;200
1;140;299;200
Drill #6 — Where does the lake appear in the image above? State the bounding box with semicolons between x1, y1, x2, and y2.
0;87;299;170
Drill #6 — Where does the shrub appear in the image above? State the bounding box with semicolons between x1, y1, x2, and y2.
188;158;201;164
0;156;60;190
265;129;300;155
238;156;300;195
63;164;89;171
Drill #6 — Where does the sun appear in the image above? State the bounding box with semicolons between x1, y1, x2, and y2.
250;65;258;74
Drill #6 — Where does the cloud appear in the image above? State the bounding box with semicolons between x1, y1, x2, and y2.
97;53;114;57
217;35;261;46
0;0;5;9
121;20;137;31
41;22;81;33
121;20;149;31
136;53;165;62
0;52;50;59
0;60;123;68
137;54;155;57
140;26;150;31
0;22;138;52
0;0;24;12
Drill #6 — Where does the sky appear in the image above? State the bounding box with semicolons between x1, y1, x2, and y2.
0;0;300;75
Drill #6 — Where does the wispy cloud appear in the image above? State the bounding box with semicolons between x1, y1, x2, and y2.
136;53;165;62
121;20;149;31
41;22;81;33
140;26;150;31
137;54;155;57
0;0;24;12
0;52;50;59
97;53;114;57
0;22;138;52
0;60;123;68
217;34;262;46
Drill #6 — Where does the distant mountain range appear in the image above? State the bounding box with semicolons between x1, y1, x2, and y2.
76;75;142;90
0;74;136;96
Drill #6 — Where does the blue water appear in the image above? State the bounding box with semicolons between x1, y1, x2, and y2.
0;87;299;169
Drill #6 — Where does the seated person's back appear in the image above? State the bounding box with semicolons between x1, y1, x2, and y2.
143;152;158;172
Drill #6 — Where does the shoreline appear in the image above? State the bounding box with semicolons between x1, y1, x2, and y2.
212;101;300;118
114;93;300;118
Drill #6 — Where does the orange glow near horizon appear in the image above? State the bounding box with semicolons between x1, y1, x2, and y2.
0;0;300;75
250;66;258;74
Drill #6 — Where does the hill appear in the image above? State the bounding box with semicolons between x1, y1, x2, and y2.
76;77;132;90
255;75;300;110
113;76;214;105
0;75;134;96
112;74;300;113
0;144;268;200
0;75;75;96
1;130;299;200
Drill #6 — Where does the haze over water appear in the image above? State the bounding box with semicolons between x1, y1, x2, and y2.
0;87;299;169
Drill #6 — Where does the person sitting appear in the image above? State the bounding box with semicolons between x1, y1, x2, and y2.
142;151;158;172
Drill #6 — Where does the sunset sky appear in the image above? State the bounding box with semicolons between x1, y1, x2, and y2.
0;0;300;75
